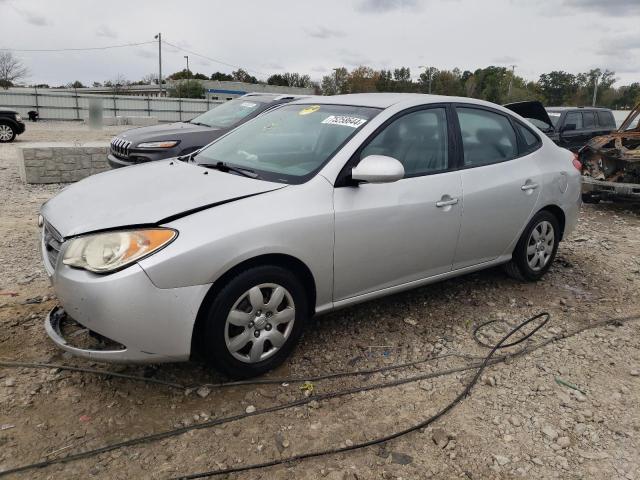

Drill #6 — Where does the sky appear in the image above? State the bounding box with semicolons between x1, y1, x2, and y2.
0;0;639;86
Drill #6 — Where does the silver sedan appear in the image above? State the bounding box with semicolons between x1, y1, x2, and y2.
40;94;581;378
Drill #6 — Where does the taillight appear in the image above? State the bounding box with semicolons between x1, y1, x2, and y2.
572;153;582;171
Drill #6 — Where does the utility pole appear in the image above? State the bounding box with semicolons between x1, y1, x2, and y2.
184;55;189;78
418;66;434;94
154;33;162;97
592;76;599;106
507;64;516;98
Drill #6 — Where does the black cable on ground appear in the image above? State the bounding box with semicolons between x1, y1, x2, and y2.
171;312;550;479
0;352;480;390
1;313;637;478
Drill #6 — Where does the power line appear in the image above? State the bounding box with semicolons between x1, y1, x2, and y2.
162;39;263;75
0;41;156;52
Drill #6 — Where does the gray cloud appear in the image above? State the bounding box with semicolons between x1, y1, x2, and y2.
492;55;519;64
596;33;640;56
562;0;640;16
305;26;346;39
135;49;156;59
96;24;117;38
13;6;50;26
356;0;421;13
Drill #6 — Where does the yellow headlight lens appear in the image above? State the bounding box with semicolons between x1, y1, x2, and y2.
63;228;176;273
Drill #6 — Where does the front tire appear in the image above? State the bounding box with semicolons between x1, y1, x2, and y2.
504;211;560;282
201;265;308;378
0;123;16;143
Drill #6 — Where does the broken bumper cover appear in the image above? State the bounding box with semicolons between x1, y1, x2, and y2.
45;262;211;363
582;176;640;200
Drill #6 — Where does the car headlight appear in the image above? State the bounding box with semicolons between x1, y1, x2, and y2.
15;114;22;122
137;141;179;148
62;228;177;273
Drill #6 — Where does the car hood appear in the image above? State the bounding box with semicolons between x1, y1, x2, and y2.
41;160;285;238
503;101;554;131
118;122;222;145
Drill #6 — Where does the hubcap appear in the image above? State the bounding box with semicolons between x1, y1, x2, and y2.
526;220;555;271
0;125;13;141
224;283;295;363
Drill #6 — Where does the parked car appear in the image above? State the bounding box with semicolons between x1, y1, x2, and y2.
40;93;581;378
0;107;26;143
579;102;640;202
107;93;305;168
505;103;616;152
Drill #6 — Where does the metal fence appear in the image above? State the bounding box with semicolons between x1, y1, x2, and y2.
0;89;222;122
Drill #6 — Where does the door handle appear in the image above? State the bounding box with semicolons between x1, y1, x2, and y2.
435;197;459;207
521;183;539;191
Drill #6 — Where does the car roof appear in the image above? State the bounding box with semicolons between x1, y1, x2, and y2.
288;93;509;110
0;107;18;113
546;106;612;112
241;93;309;103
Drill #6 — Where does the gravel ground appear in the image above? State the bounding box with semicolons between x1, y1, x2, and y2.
1;122;639;479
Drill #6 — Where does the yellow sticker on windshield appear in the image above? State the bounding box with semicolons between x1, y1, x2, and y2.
299;105;320;115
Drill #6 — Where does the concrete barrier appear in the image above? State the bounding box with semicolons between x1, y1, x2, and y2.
17;142;110;184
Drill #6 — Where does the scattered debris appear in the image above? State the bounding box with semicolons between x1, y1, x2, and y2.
432;428;450;449
555;377;587;395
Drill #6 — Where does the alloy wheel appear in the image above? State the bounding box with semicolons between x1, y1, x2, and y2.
224;283;296;363
526;220;554;271
0;125;13;141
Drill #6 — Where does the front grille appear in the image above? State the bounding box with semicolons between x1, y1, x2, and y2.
43;221;63;268
110;137;132;159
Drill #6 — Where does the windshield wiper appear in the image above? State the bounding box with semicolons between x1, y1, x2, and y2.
199;161;259;179
189;121;211;127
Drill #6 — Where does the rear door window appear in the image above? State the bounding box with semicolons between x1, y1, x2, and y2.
597;111;616;128
564;112;583;130
456;107;518;166
515;122;541;154
583;111;596;129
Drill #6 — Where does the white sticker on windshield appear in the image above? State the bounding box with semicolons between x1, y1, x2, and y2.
321;115;367;128
548;112;561;117
241;102;257;108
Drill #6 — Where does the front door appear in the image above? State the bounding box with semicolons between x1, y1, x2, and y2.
333;106;463;302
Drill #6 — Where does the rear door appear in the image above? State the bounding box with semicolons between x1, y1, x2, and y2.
559;111;588;151
452;105;542;269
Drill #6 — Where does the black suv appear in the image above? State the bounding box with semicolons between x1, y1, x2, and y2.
505;103;616;152
0;107;26;143
545;107;617;152
108;93;305;168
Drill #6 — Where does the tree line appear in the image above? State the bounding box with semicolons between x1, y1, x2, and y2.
1;51;638;108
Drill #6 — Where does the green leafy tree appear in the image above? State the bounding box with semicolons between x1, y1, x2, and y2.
168;69;208;81
169;79;204;99
348;66;378;93
232;69;258;84
321;67;349;95
538;71;577;106
210;71;234;81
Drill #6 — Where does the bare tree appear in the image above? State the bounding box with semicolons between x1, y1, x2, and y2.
0;52;29;89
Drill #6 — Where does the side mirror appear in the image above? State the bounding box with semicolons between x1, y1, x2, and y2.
351;155;405;184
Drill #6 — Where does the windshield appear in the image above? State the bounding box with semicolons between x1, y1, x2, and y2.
189;98;265;128
546;111;562;128
195;104;380;183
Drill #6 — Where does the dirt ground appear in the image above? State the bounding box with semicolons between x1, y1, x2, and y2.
1;122;639;480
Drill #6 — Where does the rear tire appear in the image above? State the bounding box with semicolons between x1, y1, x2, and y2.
0;123;16;143
200;265;308;379
504;210;560;282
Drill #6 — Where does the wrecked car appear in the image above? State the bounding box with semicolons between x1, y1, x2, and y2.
40;94;581;378
579;103;640;202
